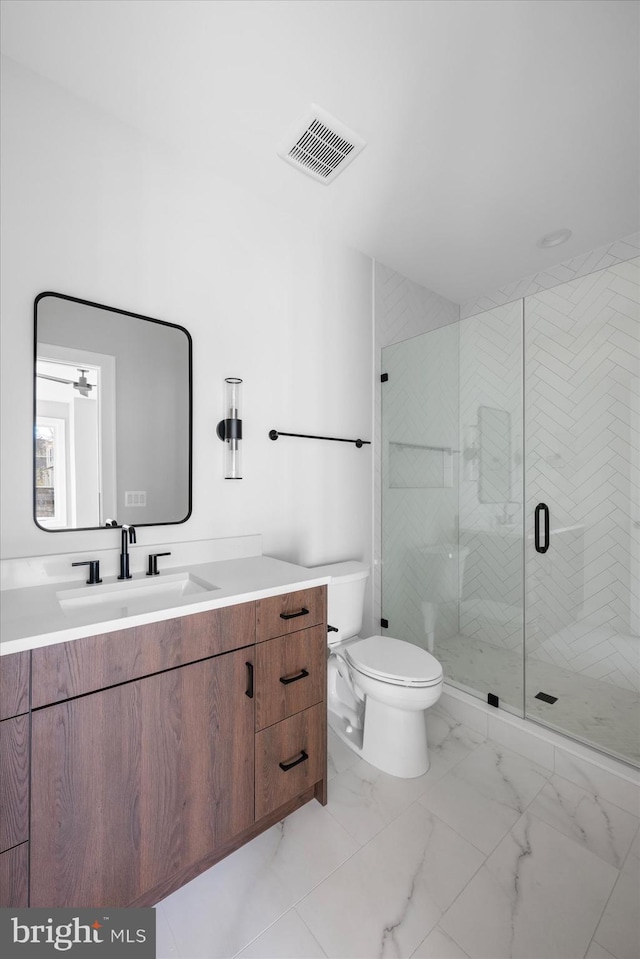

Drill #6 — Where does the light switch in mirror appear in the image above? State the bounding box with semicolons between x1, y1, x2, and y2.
34;292;192;531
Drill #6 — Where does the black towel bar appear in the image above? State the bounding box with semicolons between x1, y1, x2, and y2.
269;429;370;448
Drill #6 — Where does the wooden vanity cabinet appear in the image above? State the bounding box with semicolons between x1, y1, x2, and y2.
0;650;30;907
21;585;327;908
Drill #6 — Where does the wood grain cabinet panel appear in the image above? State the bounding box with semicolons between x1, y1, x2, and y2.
256;587;326;643
255;703;325;820
0;651;30;720
255;626;326;730
0;843;28;907
32;602;255;708
30;647;255;908
0;715;30;853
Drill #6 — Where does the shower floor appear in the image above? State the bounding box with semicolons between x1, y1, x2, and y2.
437;633;640;767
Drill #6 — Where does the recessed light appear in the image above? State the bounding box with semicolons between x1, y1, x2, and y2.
537;228;572;249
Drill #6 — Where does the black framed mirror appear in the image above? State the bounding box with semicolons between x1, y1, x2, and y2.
34;292;192;531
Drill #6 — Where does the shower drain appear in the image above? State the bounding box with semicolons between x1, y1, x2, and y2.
535;691;558;704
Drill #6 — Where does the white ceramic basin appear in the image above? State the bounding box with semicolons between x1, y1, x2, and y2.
57;571;219;616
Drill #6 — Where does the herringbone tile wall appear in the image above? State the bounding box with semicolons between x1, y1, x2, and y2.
461;232;640;320
458;301;523;655
524;257;640;694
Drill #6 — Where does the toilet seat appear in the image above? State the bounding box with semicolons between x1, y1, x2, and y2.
345;635;443;688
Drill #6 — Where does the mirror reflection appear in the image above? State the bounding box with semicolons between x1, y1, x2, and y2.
478;405;511;504
34;292;192;531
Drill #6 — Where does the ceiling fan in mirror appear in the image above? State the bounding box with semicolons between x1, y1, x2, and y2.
36;367;96;397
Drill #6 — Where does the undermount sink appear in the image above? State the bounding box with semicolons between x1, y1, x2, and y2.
57;571;219;615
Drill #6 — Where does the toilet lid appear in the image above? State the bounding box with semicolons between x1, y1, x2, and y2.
345;636;443;687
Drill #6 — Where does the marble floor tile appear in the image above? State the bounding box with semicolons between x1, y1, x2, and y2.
440;812;619;959
527;774;639;868
593;826;640;959
426;705;486;780
261;799;360;900
235;909;327;959
158;825;301;958
153;725;637;959
419;741;551;854
585;942;618;959
155;904;180;959
623;825;639;876
411;925;470;958
327;727;359;780
553;749;640;818
593;873;640;959
297;801;485;959
326;755;443;846
158;799;357;958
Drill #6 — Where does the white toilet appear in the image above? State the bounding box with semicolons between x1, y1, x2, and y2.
312;561;443;778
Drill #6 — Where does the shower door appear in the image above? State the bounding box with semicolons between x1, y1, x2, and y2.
381;307;525;717
524;258;640;765
381;257;639;765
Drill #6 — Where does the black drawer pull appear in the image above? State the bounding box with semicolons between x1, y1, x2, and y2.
280;668;309;686
245;662;254;699
280;607;309;621
279;750;309;772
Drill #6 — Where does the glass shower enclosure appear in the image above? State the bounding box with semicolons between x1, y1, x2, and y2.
381;258;639;766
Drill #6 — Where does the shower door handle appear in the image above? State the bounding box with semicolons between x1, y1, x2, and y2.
534;503;550;553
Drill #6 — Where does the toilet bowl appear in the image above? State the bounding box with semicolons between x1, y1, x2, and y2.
312;561;444;778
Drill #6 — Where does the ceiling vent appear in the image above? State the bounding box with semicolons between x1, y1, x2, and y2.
277;104;365;184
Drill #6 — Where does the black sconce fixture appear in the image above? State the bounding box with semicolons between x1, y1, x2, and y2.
216;377;243;479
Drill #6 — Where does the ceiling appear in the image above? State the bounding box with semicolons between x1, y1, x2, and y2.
1;0;638;303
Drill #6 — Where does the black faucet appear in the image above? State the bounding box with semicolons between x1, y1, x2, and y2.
118;525;136;580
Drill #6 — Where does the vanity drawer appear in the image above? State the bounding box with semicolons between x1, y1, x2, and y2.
255;587;326;643
255;626;326;730
255;703;325;820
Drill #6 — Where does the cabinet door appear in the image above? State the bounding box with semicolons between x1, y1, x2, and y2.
30;648;254;908
0;844;28;907
0;650;30;720
0;715;30;853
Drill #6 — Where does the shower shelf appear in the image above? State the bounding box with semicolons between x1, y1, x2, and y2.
389;441;460;453
388;441;458;489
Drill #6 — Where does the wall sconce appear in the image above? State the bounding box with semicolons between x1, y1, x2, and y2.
216;377;243;479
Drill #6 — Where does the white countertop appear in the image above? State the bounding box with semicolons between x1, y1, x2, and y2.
0;555;330;656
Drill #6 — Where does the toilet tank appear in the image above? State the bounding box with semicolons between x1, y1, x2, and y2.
310;561;369;646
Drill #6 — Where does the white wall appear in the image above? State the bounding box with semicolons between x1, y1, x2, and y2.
0;57;373;593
